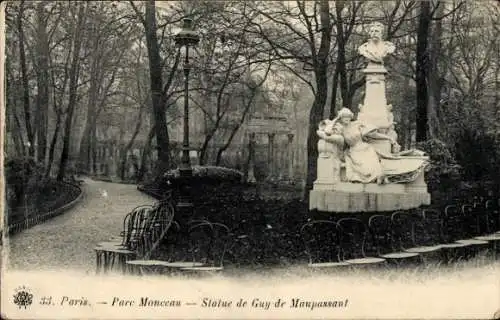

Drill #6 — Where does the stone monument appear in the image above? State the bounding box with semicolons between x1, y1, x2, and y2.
309;22;431;213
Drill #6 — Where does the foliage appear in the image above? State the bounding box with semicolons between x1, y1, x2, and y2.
4;1;499;192
416;139;462;192
453;128;499;182
156;189;309;266
140;165;245;199
5;157;82;228
163;165;244;183
5;157;47;209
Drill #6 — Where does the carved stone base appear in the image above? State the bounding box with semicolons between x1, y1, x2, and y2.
309;182;431;212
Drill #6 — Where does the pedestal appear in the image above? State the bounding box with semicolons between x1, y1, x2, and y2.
310;180;431;212
357;63;391;130
176;174;194;225
310;167;431;213
315;140;342;186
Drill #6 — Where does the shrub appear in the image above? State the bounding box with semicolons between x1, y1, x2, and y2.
5;157;46;210
416;139;462;192
162;165;244;183
453;128;499;182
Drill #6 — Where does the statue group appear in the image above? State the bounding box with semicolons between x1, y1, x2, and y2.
311;22;430;212
317;107;427;185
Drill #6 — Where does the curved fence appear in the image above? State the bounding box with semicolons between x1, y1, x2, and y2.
7;181;83;235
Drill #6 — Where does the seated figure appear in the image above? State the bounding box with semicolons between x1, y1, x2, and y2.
317;108;428;185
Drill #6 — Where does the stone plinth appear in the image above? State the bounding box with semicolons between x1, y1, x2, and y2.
357;63;391;131
309;181;431;213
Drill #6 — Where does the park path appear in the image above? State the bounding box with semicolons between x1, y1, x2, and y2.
6;178;155;274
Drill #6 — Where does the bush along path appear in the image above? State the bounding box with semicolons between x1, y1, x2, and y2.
7;181;83;235
6;178;155;273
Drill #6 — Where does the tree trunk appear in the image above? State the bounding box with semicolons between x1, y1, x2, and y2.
120;104;144;180
415;1;432;142
45;111;62;178
138;126;156;182
144;1;170;175
199;129;216;165
5;76;25;156
79;38;101;174
305;0;331;197
427;3;445;140
57;2;86;181
335;0;349;109
215;94;255;166
17;1;35;157
34;2;50;163
329;67;339;118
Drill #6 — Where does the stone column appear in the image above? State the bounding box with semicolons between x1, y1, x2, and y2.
314;138;342;189
247;132;257;183
104;145;109;175
189;150;199;166
99;145;103;174
267;133;275;180
287;133;294;182
357;65;392;154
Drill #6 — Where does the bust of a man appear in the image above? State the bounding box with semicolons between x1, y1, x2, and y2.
358;22;395;64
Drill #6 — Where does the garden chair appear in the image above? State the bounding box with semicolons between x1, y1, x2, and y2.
337;218;386;267
180;221;231;274
484;199;500;233
128;218;217;275
300;220;349;269
94;205;152;275
390;211;441;260
473;199;500;255
128;206;159;255
118;205;154;248
461;204;482;237
94;245;136;275
367;215;420;266
419;208;468;263
125;224;181;276
125;201;178;275
443;204;488;259
225;219;259;268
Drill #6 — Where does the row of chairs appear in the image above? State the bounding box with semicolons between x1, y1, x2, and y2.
96;193;499;274
94;196;175;274
95;191;233;276
301;197;500;268
125;220;232;276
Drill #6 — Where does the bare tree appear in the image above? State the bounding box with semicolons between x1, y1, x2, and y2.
33;2;50;163
17;1;35;157
214;63;272;165
57;2;88;180
130;0;184;175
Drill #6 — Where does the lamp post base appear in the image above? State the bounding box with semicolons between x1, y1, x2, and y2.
176;167;194;225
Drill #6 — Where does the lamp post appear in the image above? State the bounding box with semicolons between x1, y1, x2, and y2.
174;18;200;215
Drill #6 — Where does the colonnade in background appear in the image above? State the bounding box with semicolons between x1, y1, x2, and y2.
247;131;295;183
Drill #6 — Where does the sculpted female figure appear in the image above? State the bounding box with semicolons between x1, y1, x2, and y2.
317;108;427;185
358;22;395;64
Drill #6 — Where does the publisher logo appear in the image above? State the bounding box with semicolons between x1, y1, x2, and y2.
13;286;33;309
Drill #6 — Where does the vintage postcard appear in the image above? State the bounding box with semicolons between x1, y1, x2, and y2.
1;1;499;319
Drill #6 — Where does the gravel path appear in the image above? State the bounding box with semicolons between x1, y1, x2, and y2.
6;178;155;274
